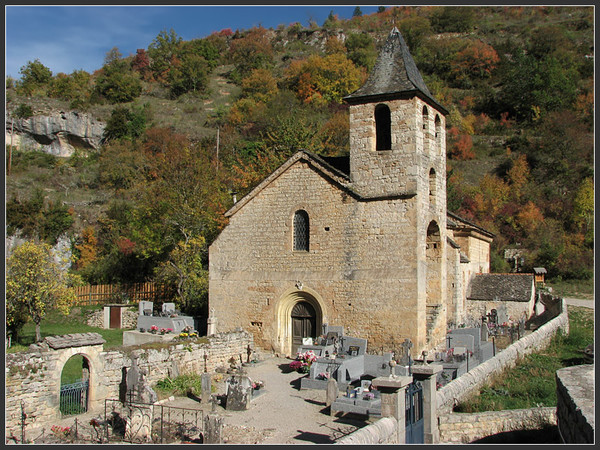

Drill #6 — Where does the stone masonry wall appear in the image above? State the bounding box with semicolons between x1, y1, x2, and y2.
5;331;252;439
437;298;568;413
438;407;557;444
334;417;399;444
209;159;433;355
555;364;594;443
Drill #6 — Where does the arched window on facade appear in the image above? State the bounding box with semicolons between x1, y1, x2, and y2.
435;115;442;152
293;210;310;251
429;168;436;201
375;104;391;150
422;105;429;130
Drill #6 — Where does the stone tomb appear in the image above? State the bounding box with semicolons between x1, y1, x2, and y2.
136;301;195;333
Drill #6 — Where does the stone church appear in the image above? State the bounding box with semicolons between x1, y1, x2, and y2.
209;28;493;357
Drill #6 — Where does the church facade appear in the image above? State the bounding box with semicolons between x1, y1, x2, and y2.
208;29;493;357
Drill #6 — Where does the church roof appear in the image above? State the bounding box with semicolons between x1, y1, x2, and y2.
343;28;448;115
467;273;534;302
448;211;495;239
224;151;418;218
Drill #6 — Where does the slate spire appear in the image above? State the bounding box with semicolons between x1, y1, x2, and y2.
344;27;447;114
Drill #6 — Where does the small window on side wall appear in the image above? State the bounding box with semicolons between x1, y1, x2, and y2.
293;210;310;251
375;104;391;150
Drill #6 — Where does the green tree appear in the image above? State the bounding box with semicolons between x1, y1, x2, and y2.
6;241;74;342
430;6;475;33
154;235;208;316
148;28;183;82
168;52;210;98
353;6;363;17
345;33;377;71
18;59;52;95
94;48;142;104
102;105;150;143
398;16;432;52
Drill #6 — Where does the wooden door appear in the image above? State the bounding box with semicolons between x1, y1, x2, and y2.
291;302;316;354
110;307;121;329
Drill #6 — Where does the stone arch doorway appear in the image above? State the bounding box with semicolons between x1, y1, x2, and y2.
291;301;317;354
59;353;91;416
276;288;325;356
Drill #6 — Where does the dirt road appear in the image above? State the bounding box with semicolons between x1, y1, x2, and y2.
165;356;369;444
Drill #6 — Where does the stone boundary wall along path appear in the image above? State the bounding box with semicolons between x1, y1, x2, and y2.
436;298;568;413
334;417;399;444
438;407;557;444
555;364;594;443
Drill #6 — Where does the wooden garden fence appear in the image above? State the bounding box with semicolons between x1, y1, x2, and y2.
72;282;174;306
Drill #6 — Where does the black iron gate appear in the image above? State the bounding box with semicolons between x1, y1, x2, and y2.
60;379;89;416
405;380;424;444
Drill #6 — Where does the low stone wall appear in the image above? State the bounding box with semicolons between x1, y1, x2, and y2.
556;364;594;443
438;407;557;444
437;298;568;413
334;417;398;444
5;331;253;441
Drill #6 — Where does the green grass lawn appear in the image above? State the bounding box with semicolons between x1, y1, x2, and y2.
7;304;133;354
455;306;594;412
546;278;594;300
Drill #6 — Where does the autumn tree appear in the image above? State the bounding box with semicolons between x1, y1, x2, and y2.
285;53;365;105
131;48;152;81
228;26;274;82
450;40;499;88
74;226;99;270
240;68;279;103
48;70;92;108
6;241;75;342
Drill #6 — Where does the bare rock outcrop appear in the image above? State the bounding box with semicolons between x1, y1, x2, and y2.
6;110;105;157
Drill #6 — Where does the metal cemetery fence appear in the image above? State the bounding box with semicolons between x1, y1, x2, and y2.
60;380;89;416
104;399;203;444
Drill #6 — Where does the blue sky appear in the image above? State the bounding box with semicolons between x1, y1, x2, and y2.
5;5;381;79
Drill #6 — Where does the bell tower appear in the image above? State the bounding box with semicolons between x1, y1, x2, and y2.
344;28;450;350
344;27;448;203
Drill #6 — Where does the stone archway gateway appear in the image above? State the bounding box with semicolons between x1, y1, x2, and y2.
276;288;325;357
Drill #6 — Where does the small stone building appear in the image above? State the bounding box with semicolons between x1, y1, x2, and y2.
209;28;493;356
466;273;536;321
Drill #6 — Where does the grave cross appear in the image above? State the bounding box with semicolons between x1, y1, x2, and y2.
401;338;413;373
446;334;453;350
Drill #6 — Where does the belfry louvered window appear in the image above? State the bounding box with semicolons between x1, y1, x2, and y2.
293;210;310;251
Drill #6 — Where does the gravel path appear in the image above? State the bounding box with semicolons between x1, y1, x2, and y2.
564;297;594;309
164;356;370;444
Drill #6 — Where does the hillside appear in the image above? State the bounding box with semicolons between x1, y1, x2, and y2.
6;6;594;310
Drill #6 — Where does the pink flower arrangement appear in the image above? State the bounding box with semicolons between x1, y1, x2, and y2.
290;350;317;373
150;325;159;333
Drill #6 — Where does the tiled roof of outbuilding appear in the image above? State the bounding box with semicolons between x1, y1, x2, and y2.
467;273;534;302
343;28;447;114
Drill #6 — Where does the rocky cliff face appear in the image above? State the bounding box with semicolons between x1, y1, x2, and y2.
6;111;105;157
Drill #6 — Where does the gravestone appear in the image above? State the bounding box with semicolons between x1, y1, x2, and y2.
225;375;252;411
138;367;158;404
139;301;153;316
449;334;474;352
162;303;176;315
451;328;481;350
400;339;413;366
496;304;509;324
203;414;223;444
201;373;212;404
326;377;338;407
340;336;368;356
